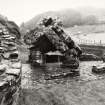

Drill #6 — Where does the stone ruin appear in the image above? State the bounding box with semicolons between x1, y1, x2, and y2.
0;26;21;105
24;17;82;65
24;17;82;79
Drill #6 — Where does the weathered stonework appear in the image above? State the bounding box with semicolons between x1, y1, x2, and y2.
0;27;21;105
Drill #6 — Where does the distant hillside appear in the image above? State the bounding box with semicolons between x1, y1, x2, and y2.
77;7;105;21
65;24;105;35
20;9;82;29
20;7;105;35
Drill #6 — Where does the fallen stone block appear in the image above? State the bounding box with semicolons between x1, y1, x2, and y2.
0;64;7;71
6;68;21;77
9;51;19;60
10;59;20;62
1;34;11;38
5;36;16;40
10;62;22;69
4;75;15;84
0;46;5;53
3;50;18;59
0;80;9;92
92;63;105;74
3;52;10;59
3;31;9;35
8;46;17;51
11;50;19;54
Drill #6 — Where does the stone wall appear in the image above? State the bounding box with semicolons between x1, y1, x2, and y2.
0;27;21;105
80;44;105;57
0;61;21;105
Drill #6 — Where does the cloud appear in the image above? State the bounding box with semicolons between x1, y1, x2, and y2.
0;0;105;25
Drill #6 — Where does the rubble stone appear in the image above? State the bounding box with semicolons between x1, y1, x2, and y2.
0;80;9;91
24;17;82;68
6;68;21;77
0;64;7;74
10;61;22;69
0;23;21;105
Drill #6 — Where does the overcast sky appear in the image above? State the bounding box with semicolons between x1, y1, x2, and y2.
0;0;105;25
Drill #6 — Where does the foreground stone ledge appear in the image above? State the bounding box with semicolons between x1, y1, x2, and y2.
10;62;22;69
6;68;21;77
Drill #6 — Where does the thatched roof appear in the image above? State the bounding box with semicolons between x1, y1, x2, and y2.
24;17;82;55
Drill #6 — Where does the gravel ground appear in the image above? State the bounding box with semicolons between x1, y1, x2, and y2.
19;78;105;105
18;45;105;105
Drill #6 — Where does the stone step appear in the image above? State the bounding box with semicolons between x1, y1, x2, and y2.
9;61;22;69
0;64;7;73
6;68;21;77
0;34;12;38
0;80;9;92
2;42;15;46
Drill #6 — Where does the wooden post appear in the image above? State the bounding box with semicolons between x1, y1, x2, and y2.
100;40;102;45
94;40;95;45
58;55;60;68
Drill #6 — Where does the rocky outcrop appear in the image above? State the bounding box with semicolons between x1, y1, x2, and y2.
0;26;21;105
